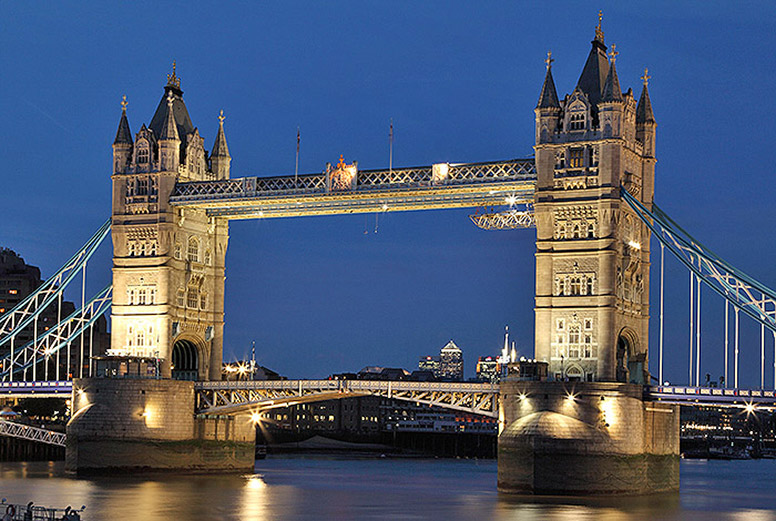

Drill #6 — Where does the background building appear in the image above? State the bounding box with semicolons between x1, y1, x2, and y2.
475;356;500;383
439;340;463;381
418;356;440;377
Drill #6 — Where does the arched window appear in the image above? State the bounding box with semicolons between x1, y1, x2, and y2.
174;243;182;260
138;289;147;305
137;327;146;347
128;241;136;257
149;241;157;256
176;289;185;307
569;112;585;131
586;277;594;296
557;278;566;296
187;237;200;263
587;222;595;238
136;140;150;165
200;293;207;309
204;249;212;266
572;223;581;239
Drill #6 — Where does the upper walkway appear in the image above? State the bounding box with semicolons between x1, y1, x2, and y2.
168;159;536;219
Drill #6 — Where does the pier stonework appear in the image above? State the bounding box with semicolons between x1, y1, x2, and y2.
497;21;678;494
65;379;254;474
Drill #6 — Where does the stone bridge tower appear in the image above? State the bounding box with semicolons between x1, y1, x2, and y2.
109;66;231;380
533;22;656;383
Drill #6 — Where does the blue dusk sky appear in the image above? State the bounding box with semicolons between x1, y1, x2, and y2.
1;2;775;385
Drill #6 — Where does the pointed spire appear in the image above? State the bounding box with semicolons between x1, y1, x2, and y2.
211;110;230;158
114;95;132;145
159;93;180;141
576;15;609;106
537;51;560;109
636;68;655;124
601;45;623;102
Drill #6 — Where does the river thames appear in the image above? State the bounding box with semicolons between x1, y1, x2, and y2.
1;457;775;520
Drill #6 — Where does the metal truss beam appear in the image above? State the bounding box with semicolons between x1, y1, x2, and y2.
0;219;110;348
1;286;112;381
470;207;536;230
195;380;500;418
645;385;776;408
622;189;776;333
0;419;66;447
170;159;536;220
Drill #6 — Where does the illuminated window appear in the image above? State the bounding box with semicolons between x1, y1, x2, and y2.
138;289;147;305
569;148;583;168
187;237;200;263
584;319;593;330
8;289;17;295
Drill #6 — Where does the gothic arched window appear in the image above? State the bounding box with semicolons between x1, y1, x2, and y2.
187;237;200;263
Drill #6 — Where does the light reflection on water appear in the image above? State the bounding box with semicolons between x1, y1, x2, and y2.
0;457;775;521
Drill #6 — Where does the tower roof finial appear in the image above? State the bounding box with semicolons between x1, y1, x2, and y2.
641;67;651;86
218;109;225;126
166;92;175;108
121;95;128;112
608;43;618;64
167;60;180;89
595;10;604;43
545;50;554;71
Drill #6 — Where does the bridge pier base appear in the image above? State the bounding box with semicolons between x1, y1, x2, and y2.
497;381;679;495
65;379;255;475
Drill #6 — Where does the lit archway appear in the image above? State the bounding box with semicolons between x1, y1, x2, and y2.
172;339;199;381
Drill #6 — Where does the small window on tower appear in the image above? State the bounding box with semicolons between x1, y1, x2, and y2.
569;112;585;131
137;146;150;164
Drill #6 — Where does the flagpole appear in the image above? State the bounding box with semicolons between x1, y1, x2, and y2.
295;127;300;188
389;118;393;182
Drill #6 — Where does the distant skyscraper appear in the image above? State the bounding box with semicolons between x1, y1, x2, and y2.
418;355;440;376
476;356;500;383
439;340;463;380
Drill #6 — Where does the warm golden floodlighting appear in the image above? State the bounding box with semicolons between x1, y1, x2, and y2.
519;393;527;401
745;403;756;415
250;411;262;424
566;393;576;403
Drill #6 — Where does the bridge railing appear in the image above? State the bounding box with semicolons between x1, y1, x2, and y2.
170;159;536;202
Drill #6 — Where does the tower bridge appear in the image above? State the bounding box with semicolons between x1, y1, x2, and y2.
2;18;776;495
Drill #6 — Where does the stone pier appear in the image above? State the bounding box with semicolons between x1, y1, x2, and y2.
497;381;679;495
65;379;255;474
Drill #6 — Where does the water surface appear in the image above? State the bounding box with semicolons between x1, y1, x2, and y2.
1;457;775;520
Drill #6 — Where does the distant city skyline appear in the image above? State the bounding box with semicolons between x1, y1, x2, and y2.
2;3;776;385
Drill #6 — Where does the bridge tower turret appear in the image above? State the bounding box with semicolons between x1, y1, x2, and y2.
109;64;229;381
112;96;133;175
533;22;655;384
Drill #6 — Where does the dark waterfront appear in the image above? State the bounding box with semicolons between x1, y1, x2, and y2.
1;457;775;520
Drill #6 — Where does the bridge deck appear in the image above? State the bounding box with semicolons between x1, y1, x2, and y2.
169;159;536;219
